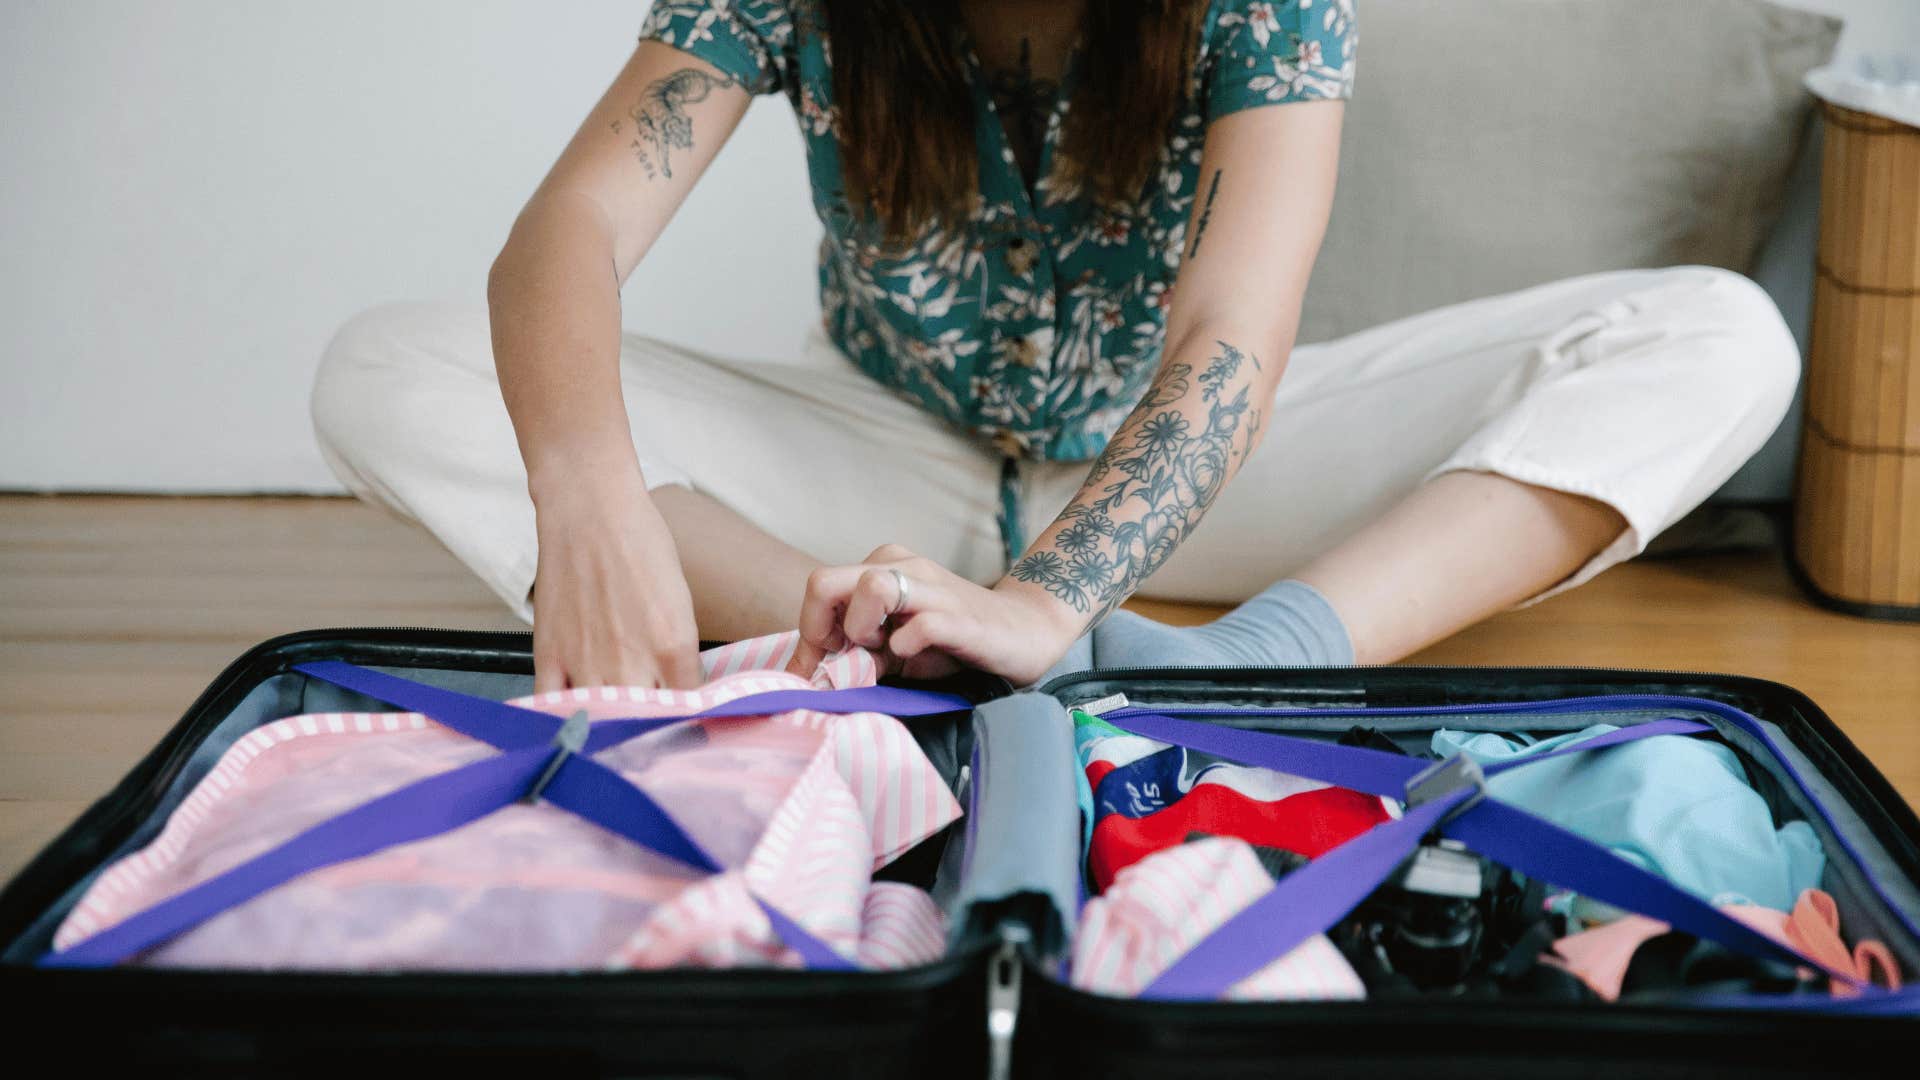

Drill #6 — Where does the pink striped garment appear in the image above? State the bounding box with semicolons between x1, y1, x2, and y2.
53;632;961;973
1072;837;1366;1000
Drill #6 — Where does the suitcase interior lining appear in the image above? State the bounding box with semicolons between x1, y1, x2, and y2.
9;657;1917;1008
3;662;979;967
1017;672;1920;995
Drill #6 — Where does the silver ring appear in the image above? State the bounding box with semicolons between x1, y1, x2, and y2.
887;568;910;616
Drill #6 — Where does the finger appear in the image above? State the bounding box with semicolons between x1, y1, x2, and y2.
796;565;864;656
603;620;677;690
659;643;704;690
890;613;963;681
533;622;568;687
904;554;949;581
843;566;918;650
861;637;905;681
886;610;953;662
606;652;654;691
533;627;572;694
900;648;962;681
530;586;565;694
865;542;914;564
786;637;825;679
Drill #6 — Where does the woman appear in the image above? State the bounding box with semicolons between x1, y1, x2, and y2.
313;0;1797;691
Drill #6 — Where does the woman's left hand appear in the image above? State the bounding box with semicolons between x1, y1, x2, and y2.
788;544;1083;685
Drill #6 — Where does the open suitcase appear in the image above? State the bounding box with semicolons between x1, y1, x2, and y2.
3;627;1918;1076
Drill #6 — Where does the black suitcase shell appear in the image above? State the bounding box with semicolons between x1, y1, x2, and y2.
1011;665;1920;1078
4;629;1919;1076
0;629;1005;1078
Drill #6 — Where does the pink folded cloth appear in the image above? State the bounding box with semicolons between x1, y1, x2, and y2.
54;632;962;973
1547;887;1902;1000
1072;836;1366;1000
1787;889;1903;998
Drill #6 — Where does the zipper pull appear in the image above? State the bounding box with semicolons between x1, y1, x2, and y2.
985;931;1026;1080
1072;692;1129;717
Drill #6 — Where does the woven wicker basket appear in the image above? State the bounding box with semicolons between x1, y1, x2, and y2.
1792;101;1920;619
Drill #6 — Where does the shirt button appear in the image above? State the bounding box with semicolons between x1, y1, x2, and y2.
1010;334;1041;368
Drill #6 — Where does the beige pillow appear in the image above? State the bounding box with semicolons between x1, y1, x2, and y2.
1299;0;1841;345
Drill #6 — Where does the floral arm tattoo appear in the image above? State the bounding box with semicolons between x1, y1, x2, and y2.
1010;340;1265;626
611;67;742;180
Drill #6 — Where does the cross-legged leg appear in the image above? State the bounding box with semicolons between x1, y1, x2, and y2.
1291;471;1626;664
1035;266;1800;668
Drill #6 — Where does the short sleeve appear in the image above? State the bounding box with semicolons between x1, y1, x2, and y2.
1205;0;1357;121
638;0;796;97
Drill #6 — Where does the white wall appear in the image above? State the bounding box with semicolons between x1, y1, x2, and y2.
0;0;821;491
1;0;1916;493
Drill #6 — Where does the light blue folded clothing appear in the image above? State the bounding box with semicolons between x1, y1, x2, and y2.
1432;724;1826;912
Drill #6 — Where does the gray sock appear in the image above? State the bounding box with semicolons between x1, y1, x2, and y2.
1088;579;1354;669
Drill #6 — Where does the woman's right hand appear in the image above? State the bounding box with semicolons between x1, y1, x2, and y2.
489;41;752;692
530;470;703;692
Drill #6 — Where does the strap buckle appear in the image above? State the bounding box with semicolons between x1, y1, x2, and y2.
525;709;590;805
1403;753;1488;828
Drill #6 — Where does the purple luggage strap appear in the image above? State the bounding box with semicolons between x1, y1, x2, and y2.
42;660;970;969
1099;706;1914;1007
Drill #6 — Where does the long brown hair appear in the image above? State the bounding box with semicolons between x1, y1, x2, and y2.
823;0;1207;243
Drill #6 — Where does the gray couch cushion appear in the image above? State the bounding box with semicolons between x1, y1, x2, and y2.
1300;0;1842;347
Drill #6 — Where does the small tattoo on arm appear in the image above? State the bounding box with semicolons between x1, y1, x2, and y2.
627;67;741;180
1186;168;1223;259
1011;340;1264;623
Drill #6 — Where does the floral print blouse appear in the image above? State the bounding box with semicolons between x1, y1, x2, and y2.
639;0;1355;466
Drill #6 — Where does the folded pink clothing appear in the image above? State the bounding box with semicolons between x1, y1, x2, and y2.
1546;904;1793;1002
1072;837;1366;1001
1546;887;1902;1001
54;632;963;973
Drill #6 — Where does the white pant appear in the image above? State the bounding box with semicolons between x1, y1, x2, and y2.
313;267;1800;623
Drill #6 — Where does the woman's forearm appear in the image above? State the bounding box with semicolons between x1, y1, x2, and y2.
488;192;647;505
999;329;1281;630
483;44;754;510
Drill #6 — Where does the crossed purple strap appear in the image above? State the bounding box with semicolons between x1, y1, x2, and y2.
42;660;970;969
1100;710;1892;1002
45;665;1917;1011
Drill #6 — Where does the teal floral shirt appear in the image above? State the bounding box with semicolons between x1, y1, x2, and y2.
639;0;1355;465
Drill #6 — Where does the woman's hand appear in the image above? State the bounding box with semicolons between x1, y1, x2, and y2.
530;470;702;692
789;544;1084;685
490;41;754;693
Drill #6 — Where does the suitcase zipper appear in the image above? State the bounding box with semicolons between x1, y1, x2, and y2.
1057;662;1808;719
985;928;1026;1080
1056;660;1791;697
1072;692;1130;717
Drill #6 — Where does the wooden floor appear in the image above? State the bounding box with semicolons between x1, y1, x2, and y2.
2;493;1917;883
